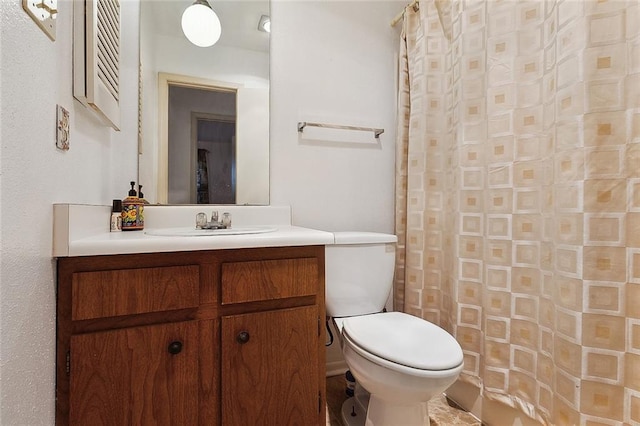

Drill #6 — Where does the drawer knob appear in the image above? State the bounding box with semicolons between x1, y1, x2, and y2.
236;331;250;344
168;341;183;355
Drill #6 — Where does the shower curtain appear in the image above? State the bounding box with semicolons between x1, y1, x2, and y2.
394;0;640;424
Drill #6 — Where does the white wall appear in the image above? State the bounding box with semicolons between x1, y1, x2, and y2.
270;0;401;233
270;0;402;376
0;1;401;423
0;1;140;424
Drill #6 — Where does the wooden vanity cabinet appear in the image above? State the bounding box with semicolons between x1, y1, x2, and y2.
69;321;200;425
56;246;326;426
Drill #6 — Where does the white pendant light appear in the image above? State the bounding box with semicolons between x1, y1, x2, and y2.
181;0;221;48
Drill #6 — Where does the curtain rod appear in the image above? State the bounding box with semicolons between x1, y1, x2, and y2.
390;0;419;27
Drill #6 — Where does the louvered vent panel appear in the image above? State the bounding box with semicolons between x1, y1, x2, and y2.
73;0;121;130
96;0;120;101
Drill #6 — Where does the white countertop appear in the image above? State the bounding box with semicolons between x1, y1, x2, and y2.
53;204;335;257
61;226;334;257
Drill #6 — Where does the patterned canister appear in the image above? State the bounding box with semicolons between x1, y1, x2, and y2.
121;196;144;231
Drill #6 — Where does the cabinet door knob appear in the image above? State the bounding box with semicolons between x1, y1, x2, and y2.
168;341;183;355
236;331;250;344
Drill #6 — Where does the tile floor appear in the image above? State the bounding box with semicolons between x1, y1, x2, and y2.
325;375;481;426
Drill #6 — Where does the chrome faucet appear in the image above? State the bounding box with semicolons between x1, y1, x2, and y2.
195;211;232;229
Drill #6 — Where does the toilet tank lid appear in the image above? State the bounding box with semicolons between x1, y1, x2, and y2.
332;232;397;245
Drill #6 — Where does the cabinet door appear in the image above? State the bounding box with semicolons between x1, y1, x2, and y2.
69;321;198;426
222;306;319;425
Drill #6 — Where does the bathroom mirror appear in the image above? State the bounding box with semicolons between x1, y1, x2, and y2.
138;0;270;205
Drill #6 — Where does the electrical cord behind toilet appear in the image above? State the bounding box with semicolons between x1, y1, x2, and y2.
325;309;386;347
325;319;334;346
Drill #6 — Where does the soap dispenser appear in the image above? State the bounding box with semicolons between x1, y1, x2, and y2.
121;181;144;231
138;184;149;205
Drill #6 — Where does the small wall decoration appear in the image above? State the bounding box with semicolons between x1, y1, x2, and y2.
56;104;70;151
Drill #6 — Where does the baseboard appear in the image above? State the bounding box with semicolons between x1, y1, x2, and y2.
326;360;348;377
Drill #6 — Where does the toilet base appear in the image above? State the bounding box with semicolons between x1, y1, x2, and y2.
341;396;366;426
341;385;431;426
342;384;370;426
366;394;429;426
342;383;370;426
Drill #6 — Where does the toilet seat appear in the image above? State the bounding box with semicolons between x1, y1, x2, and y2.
341;312;463;373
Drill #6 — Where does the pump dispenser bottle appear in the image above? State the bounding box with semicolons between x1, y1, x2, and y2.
138;185;149;204
121;181;144;231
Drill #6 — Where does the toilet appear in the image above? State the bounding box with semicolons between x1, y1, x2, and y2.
326;232;463;426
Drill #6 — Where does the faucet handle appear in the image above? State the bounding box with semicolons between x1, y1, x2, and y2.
195;212;207;228
211;211;219;223
221;212;232;228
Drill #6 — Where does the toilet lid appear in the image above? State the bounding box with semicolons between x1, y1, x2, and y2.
342;312;463;371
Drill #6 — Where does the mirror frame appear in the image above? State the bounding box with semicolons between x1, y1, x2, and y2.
157;73;242;204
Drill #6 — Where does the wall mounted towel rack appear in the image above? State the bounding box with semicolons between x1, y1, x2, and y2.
297;122;384;139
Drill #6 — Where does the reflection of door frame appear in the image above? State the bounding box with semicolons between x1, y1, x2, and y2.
190;112;236;204
157;72;241;204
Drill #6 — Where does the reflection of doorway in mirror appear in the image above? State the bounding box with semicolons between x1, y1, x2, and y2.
194;115;236;204
167;85;236;204
155;73;269;205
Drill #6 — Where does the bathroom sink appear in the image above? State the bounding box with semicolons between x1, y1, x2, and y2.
145;226;278;237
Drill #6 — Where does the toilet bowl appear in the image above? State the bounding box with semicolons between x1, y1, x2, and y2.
334;313;463;426
326;232;463;426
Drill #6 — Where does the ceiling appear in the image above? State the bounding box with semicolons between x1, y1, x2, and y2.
143;0;270;53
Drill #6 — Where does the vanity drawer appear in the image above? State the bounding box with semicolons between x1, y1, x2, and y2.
71;266;200;320
221;258;318;304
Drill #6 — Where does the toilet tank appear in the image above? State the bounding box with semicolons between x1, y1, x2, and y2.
325;232;397;318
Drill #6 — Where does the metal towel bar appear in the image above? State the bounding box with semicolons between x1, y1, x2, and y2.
297;122;384;139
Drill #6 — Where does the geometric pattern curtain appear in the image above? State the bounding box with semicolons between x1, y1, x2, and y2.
394;1;640;424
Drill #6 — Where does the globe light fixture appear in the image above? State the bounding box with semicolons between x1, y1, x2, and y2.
181;0;221;48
